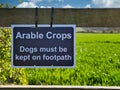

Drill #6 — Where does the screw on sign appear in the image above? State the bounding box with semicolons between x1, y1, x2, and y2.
12;24;76;68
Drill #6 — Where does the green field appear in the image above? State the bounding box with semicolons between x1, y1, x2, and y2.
0;28;120;85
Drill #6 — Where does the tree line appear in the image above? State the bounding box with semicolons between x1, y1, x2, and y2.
0;0;22;8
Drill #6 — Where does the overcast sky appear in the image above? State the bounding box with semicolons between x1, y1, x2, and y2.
0;0;120;8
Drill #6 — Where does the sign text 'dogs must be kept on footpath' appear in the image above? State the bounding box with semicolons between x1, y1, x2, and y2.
12;25;76;68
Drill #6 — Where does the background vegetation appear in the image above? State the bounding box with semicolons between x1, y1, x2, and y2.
0;28;27;85
0;28;120;85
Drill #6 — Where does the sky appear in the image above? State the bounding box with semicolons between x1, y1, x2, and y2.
0;0;120;8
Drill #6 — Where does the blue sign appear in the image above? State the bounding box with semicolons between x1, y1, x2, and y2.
12;25;76;68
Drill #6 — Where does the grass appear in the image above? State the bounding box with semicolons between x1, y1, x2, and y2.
25;33;120;85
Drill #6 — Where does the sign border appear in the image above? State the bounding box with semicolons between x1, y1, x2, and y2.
11;24;76;68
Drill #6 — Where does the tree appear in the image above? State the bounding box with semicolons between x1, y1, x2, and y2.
0;4;3;8
4;3;10;8
0;0;22;8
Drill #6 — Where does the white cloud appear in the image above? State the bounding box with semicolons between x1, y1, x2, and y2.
17;2;38;8
28;0;43;3
85;4;91;8
63;4;74;8
47;0;64;2
27;0;64;3
92;0;120;8
40;6;46;8
40;6;51;8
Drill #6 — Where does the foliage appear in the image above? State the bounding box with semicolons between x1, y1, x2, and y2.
0;28;28;85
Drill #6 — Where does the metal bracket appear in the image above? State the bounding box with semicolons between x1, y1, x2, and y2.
35;7;38;28
50;7;54;28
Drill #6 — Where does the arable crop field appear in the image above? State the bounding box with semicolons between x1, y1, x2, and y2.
0;28;120;85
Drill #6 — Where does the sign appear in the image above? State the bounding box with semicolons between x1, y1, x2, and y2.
12;24;76;68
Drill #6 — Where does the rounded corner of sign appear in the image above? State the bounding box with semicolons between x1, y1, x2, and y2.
71;24;76;27
11;24;14;27
72;64;76;68
11;24;16;28
11;64;15;68
13;27;16;30
71;25;76;31
11;26;16;31
11;63;18;68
